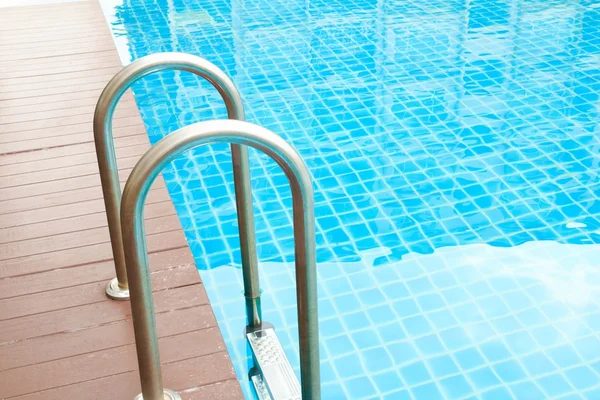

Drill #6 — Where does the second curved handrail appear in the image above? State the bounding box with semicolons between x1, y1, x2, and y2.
121;119;320;400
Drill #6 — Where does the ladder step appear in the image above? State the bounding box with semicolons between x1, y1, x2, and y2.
247;328;301;400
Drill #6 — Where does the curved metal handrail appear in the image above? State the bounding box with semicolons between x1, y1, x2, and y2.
121;120;320;400
94;53;260;322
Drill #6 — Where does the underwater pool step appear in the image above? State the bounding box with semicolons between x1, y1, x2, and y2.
247;328;301;400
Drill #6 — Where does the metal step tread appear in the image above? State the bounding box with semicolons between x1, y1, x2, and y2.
247;328;301;400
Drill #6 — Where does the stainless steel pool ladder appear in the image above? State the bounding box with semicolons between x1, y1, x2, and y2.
94;53;320;399
121;120;320;400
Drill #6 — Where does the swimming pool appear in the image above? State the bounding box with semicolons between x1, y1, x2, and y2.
100;0;600;398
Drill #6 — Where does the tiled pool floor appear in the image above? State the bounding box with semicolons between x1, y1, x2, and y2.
100;0;600;398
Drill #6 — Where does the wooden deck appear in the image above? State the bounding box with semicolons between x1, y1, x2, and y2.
0;1;243;399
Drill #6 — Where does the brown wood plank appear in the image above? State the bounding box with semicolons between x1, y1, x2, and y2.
0;129;148;159
0;45;118;62
0;17;110;31
0;186;168;219
0;146;145;178
0;103;138;134
0;48;115;65
0;80;114;101
0;41;117;59
0;125;146;148
0;167;169;201
0;149;145;188
0;116;145;144
9;353;238;400
0;70;117;93
0;86;128;108
0;215;182;260
0;32;116;49
0;134;148;165
0;66;122;90
0;247;195;300
0;98;135;122
0;265;201;322
0;229;187;279
0;317;222;372
0;36;115;52
0;333;231;398
0;91;128;116
0;284;208;344
0;129;144;154
182;380;244;400
0;205;177;243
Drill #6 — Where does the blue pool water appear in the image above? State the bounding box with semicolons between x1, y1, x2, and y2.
100;0;600;398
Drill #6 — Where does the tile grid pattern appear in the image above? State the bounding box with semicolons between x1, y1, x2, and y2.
100;0;600;398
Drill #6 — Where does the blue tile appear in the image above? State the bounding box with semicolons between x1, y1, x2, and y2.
322;382;347;399
536;373;574;397
324;278;352;296
574;336;600;362
548;345;583;369
326;335;355;356
410;383;443;399
493;360;527;383
334;353;365;377
320;318;345;338
358;290;387;307
369;305;397;325
346;377;377;398
383;390;411;400
441;287;471;304
455;347;487;370
363;348;393;371
531;326;565;347
402;315;433;337
428;310;460;331
508;382;546;400
521;352;557;376
343;311;371;331
388;342;419;366
393;299;421;318
399;361;431;386
320;361;337;383
382;282;410;299
468;366;501;392
427;355;459;379
349;272;376;291
415;334;445;356
481;387;514;400
439;375;474;398
378;322;407;343
417;293;446;312
480;341;512;363
584;387;600;400
504;331;537;354
333;294;361;314
563;366;598;390
351;330;382;349
372;371;403;394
